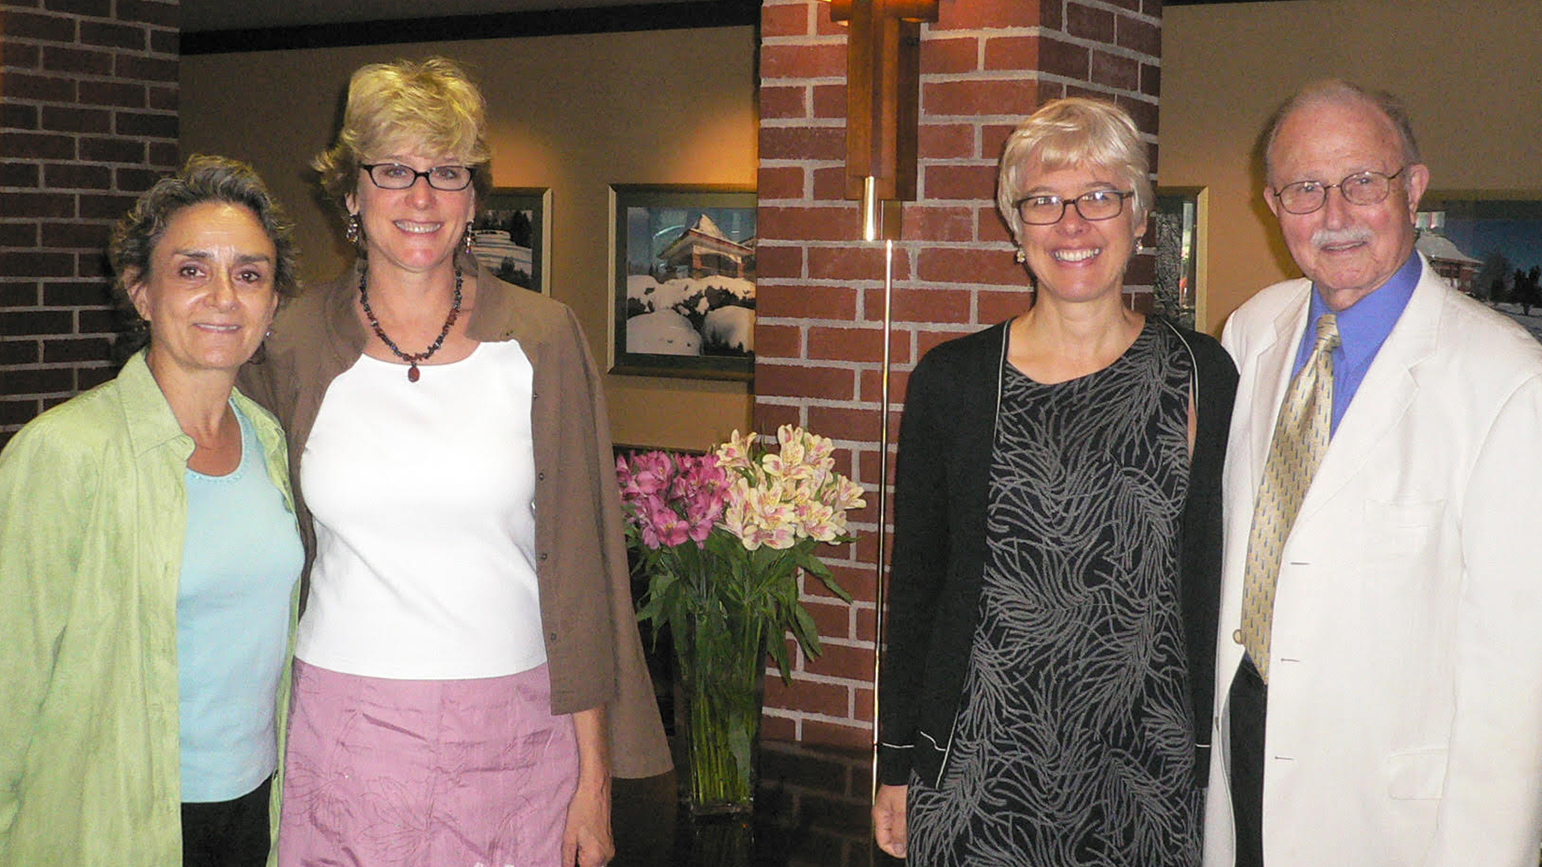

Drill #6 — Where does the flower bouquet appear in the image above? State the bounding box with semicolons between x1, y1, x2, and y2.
616;425;865;814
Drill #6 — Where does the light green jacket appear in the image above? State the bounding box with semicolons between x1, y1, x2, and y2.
0;352;300;866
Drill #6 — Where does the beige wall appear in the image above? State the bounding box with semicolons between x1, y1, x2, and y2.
1160;0;1542;334
181;27;758;450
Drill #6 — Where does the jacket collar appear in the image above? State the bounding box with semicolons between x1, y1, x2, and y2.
117;351;194;461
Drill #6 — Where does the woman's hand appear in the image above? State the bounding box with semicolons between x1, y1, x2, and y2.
873;783;909;858
563;706;615;867
562;776;614;867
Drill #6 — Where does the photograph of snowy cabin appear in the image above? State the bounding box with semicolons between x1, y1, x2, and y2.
613;186;756;379
1418;200;1542;341
470;188;547;293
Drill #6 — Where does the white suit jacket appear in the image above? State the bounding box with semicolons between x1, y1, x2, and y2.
1204;256;1542;867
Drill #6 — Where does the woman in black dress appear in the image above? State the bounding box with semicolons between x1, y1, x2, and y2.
872;97;1237;866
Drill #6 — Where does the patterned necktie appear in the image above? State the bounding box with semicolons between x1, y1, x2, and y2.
1239;313;1340;683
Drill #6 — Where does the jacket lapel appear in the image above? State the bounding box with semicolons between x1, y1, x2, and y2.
1296;260;1443;522
1243;292;1311;497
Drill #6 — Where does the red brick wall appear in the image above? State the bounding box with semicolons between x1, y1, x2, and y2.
0;1;179;448
756;0;1162;747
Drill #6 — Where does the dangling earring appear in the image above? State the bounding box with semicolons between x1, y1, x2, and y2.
250;328;273;365
463;221;475;255
1013;248;1027;264
346;213;362;246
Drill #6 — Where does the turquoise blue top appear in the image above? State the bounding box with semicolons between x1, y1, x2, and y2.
177;402;303;803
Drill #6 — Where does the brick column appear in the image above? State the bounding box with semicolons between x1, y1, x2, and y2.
756;0;1161;747
0;1;179;449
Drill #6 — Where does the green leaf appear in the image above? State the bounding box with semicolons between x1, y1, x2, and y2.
767;631;793;683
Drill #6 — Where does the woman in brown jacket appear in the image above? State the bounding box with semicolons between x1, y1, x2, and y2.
240;57;668;867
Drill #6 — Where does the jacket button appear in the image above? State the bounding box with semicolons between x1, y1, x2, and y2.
537;472;546;481
548;631;558;642
1232;629;1244;645
540;552;549;561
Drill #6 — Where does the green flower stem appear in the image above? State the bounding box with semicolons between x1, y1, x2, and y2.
678;612;765;812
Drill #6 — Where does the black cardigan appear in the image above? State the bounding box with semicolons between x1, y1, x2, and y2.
876;318;1238;789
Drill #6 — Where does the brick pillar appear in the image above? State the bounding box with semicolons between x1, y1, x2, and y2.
0;1;180;449
756;0;1162;747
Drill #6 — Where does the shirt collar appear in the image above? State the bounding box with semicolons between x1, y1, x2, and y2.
1308;251;1421;369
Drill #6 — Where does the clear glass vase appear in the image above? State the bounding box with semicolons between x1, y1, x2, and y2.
674;613;766;815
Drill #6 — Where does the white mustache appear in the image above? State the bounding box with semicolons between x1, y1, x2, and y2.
1312;226;1374;248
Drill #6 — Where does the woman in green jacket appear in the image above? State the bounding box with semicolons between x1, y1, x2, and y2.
0;156;304;866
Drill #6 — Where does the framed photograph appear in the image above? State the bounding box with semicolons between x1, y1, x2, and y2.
1417;196;1542;341
609;184;756;380
1151;187;1203;330
470;187;550;294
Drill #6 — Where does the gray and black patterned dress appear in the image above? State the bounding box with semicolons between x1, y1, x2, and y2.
907;321;1202;867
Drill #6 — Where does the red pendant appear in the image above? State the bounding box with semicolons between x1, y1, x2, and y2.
407;364;421;383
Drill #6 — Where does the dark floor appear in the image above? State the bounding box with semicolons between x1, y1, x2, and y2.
612;740;905;867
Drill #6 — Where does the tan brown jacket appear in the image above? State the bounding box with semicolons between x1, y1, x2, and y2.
240;261;671;779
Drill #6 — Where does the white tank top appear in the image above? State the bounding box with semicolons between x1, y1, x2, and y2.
296;340;546;679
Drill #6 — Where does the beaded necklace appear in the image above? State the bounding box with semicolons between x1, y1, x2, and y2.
358;265;462;382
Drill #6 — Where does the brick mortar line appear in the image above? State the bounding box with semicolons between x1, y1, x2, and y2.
752;398;906;410
758;157;843;164
757;77;848;87
757;200;883;208
758;292;1010;305
769;670;872;690
760;34;847;45
917;156;1007;166
3;191;148;198
1;60;179;76
755;358;903;372
1;108;178;122
0;35;175;48
763;708;870;725
923;27;1040;39
918;69;1154;91
800;636;877;652
760;116;845;128
0;360;114;367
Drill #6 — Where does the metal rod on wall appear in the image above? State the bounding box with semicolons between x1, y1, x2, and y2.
870;234;895;801
831;0;941;806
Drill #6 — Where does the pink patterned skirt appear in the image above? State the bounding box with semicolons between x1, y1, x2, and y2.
276;660;578;867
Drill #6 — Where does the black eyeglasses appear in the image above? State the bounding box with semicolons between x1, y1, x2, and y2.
1015;189;1135;225
360;163;475;192
1271;167;1407;215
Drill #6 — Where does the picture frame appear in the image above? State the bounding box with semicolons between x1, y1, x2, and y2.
1151;186;1204;330
609;184;757;380
1417;195;1542;341
470;187;550;294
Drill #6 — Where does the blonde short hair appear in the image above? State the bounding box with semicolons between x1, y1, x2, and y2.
995;98;1151;241
312;57;492;210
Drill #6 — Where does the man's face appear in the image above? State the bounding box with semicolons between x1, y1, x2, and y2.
1265;98;1430;312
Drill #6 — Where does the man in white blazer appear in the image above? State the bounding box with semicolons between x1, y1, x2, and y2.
1205;80;1542;867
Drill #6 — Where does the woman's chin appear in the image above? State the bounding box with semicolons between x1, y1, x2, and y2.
1036;278;1127;307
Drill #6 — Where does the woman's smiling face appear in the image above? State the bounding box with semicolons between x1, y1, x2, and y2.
347;146;477;277
1015;161;1139;306
128;200;279;379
